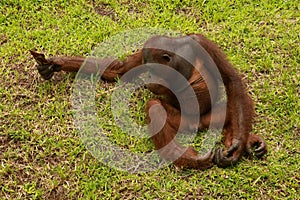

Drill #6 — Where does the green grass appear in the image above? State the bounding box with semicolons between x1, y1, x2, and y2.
0;0;299;199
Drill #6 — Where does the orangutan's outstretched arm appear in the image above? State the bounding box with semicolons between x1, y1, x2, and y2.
30;50;142;81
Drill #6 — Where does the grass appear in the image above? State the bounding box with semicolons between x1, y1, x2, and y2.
0;0;299;199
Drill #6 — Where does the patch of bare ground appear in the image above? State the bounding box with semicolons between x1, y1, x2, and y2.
120;0;147;14
90;1;116;21
1;33;8;45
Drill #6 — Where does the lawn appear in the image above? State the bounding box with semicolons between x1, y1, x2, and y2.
0;0;299;199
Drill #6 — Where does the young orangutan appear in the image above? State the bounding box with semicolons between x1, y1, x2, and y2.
30;34;267;169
